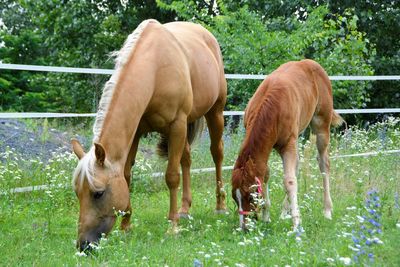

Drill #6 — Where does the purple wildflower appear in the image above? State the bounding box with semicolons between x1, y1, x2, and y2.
350;189;383;264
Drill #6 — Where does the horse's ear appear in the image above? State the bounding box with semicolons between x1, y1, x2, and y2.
94;142;106;166
71;138;85;159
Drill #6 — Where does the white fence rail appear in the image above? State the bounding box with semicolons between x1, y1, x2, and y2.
1;63;399;118
4;149;400;195
2;63;400;80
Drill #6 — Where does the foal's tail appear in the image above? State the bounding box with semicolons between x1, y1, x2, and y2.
157;117;206;159
331;110;346;128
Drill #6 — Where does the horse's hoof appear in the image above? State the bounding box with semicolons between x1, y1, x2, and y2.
166;226;180;235
280;213;292;220
121;224;132;232
324;210;332;220
215;209;228;215
179;212;190;219
261;217;271;223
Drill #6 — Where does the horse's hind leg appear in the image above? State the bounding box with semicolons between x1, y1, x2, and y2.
311;116;333;219
205;109;227;212
179;140;192;217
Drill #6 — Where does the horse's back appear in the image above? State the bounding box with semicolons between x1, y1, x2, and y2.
246;60;334;137
134;21;225;131
163;22;227;120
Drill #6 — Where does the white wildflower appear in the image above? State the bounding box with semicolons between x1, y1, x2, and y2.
356;215;365;223
75;251;87;257
339;257;351;265
348;245;360;252
372;237;384;244
326;257;334;263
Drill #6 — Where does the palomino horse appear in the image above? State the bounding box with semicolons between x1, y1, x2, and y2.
72;19;227;251
231;59;343;230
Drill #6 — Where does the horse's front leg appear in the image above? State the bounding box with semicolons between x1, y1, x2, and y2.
258;165;271;223
121;135;140;231
165;117;187;232
261;182;272;223
280;140;301;229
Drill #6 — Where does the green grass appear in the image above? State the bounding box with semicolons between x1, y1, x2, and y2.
0;117;399;266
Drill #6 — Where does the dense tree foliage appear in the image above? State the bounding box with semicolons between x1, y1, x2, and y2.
0;0;398;120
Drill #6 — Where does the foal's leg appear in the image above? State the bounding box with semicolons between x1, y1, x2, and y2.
205;109;226;212
261;166;271;222
280;195;291;219
166;116;187;231
280;140;301;228
280;145;300;219
121;135;140;231
262;183;272;223
179;140;192;217
312;118;333;219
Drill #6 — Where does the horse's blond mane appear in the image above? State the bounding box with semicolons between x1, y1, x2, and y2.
73;19;158;191
93;19;158;142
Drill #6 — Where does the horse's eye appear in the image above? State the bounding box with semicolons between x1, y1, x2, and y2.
93;191;105;199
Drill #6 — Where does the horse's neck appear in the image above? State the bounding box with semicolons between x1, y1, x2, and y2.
241;129;275;178
253;146;273;178
97;66;155;163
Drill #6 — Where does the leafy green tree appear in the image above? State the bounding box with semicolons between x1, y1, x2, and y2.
0;0;175;112
158;1;374;110
327;0;400;111
1;0;393;122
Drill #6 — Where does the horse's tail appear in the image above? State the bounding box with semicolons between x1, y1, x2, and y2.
331;110;346;128
157;117;206;159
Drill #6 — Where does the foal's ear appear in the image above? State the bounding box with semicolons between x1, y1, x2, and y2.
94;142;106;166
71;138;85;159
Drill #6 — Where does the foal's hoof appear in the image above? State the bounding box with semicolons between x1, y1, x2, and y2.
166;225;180;235
178;212;191;219
280;212;292;220
215;209;229;215
324;210;332;220
261;216;271;223
120;223;132;232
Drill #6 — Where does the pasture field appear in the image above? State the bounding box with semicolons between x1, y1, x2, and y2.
0;117;399;266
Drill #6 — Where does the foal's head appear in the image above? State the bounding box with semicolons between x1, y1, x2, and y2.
72;139;130;252
231;158;263;229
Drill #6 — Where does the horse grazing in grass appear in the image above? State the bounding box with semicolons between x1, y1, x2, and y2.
71;19;227;251
231;59;343;230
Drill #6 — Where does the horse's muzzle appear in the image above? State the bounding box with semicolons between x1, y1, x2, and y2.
77;216;115;252
78;240;92;252
77;231;101;252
